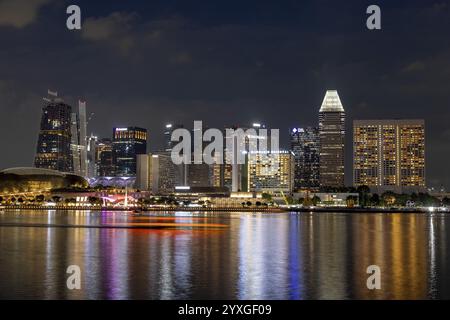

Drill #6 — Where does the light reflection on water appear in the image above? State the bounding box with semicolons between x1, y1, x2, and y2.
0;210;449;299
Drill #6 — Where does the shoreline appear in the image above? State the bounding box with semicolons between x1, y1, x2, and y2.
290;207;447;214
1;205;447;214
0;205;284;212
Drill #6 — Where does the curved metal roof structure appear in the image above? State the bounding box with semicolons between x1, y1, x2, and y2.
0;167;66;176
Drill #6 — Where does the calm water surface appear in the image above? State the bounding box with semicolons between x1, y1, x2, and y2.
0;210;449;299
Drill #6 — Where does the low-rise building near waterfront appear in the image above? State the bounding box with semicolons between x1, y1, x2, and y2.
0;167;88;195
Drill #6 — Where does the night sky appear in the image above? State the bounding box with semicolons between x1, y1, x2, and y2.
0;0;449;188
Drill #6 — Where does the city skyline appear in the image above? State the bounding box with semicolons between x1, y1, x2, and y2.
3;87;436;192
0;1;449;189
2;1;450;304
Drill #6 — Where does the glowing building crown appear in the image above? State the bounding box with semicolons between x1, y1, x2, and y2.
319;90;344;112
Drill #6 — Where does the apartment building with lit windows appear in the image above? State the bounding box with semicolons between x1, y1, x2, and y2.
353;119;425;193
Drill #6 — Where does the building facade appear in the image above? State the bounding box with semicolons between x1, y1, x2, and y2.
225;123;270;192
353;119;426;193
318;90;346;188
136;152;177;194
86;134;97;178
34;91;73;173
69;100;88;177
113;127;147;176
164;123;184;152
290;127;320;190
187;162;212;187
96;138;115;177
0;167;88;195
247;150;294;194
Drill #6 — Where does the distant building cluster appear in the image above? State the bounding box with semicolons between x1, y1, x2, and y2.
31;89;426;196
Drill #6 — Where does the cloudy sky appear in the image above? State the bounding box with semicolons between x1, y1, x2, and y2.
0;0;449;188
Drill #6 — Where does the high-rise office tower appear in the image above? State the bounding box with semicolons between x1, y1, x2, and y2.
86;134;97;178
210;158;233;190
69;100;88;177
290;127;320;190
210;151;224;188
187;162;212;187
96;138;114;177
318;90;345;187
35;91;73;173
164;123;184;152
164;123;188;185
78;101;88;176
353;119;426;193
70;113;81;174
225;123;269;192
113;127;147;176
136;152;177;194
247;150;294;194
182;124;213;187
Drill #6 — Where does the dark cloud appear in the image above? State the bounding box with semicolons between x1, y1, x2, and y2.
0;0;52;28
81;11;139;54
402;61;426;73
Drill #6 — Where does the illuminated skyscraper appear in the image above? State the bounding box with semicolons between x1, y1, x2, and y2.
290;127;320;190
209;154;233;190
78;101;88;176
210;151;225;188
113;127;147;176
86;134;97;178
187;160;212;187
70;113;81;174
136;152;177;194
96;138;114;177
353;119;425;193
69;100;88;177
247;150;294;194
225;123;270;192
164;123;186;185
34;91;73;173
319;90;345;187
164;123;184;152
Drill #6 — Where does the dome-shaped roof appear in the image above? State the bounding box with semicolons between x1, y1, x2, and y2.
0;167;65;177
0;167;88;194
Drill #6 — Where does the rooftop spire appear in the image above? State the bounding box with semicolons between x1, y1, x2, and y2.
319;90;344;112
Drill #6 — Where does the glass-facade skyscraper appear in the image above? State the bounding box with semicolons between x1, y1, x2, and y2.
96;138;115;177
34;91;73;173
318;90;346;188
113;127;147;176
70;100;88;177
164;123;184;152
290;127;320;190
